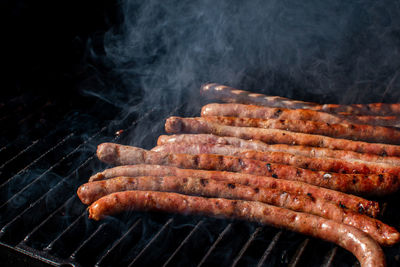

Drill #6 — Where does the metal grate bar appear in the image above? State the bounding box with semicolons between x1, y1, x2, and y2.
380;202;388;217
0;140;39;169
321;247;337;267
44;211;87;252
288;238;310;267
256;230;283;267
162;219;205;267
197;222;233;267
5;109;157;249
231;226;263;267
0;127;102;210
0;132;74;189
95;218;142;267
0;153;95;239
20;194;77;244
128;218;174;267
69;223;108;260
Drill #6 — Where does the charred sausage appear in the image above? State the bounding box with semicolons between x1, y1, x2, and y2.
201;83;400;116
96;143;400;196
79;176;398;246
89;164;379;218
201;103;400;127
165;116;400;157
202;116;400;144
152;143;400;175
88;191;386;267
157;134;400;166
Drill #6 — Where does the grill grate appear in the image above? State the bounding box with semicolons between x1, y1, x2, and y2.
1;93;400;267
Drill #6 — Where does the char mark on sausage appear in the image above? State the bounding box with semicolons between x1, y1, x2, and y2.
165;116;400;157
89;164;379;218
88;191;386;267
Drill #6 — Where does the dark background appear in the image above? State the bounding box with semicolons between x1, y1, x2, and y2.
3;0;400;107
1;0;119;101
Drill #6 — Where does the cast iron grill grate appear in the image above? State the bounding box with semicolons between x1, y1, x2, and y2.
1;93;400;267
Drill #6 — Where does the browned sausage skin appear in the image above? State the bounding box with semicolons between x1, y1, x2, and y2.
152;143;400;176
78;176;399;246
89;164;379;217
200;83;318;109
89;164;378;218
202;116;400;144
165;116;400;157
88;191;386;267
157;134;400;166
201;83;400;116
96;143;399;196
96;143;399;197
201;103;400;127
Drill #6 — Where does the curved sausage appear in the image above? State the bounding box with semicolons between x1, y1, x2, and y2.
88;191;386;267
88;164;379;218
78;176;399;246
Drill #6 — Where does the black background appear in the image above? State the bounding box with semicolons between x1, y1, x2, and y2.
1;0;119;100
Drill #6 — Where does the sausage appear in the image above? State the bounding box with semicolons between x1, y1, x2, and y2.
96;143;399;196
88;191;386;267
201;116;400;144
88;164;379;218
201;83;400;116
78;176;398;246
316;103;400;116
201;103;400;127
152;143;400;176
165;116;400;157
200;83;318;109
157;134;400;166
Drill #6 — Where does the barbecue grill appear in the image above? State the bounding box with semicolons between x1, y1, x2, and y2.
2;88;400;267
3;0;400;266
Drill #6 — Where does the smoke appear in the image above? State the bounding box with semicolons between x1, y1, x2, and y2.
92;0;400;110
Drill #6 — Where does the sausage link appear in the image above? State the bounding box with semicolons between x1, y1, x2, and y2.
97;143;399;197
201;103;400;127
157;134;400;166
78;176;398;246
200;83;318;109
153;143;400;175
89;164;379;218
317;103;400;116
88;191;386;267
201;83;400;116
165;116;400;157
202;116;400;144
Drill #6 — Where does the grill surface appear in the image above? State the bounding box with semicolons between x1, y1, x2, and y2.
1;92;400;267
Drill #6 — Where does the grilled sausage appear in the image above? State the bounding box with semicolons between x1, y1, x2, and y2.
152;143;400;175
316;103;400;116
78;176;398;246
96;143;400;196
200;83;318;109
89;164;379;217
201;103;400;127
165;116;400;157
157;134;400;166
202;116;400;144
201;83;400;116
88;191;386;267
